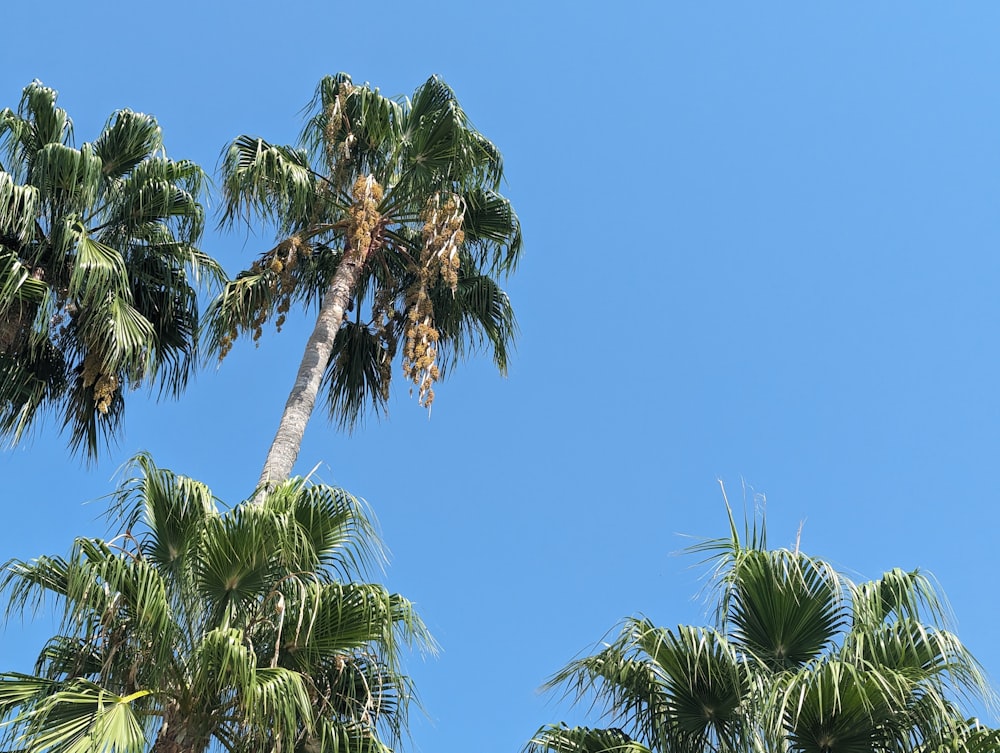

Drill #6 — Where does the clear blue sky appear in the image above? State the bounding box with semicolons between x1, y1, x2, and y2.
3;3;1000;751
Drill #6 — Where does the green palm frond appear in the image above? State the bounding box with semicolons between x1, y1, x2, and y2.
262;479;383;578
92;110;163;179
220;136;318;230
322;320;392;431
302;74;403;184
841;621;993;713
770;659;917;753
527;724;652;753
545;621;670;749
430;261;517;375
851;568;953;630
547;618;752;753
635;623;751;750
2;553;71;614
239;665;314;745
691;506;845;670
0;171;39;244
194;509;278;625
461;187;523;274
725;548;845;670
0;675;150;753
70;228;129;304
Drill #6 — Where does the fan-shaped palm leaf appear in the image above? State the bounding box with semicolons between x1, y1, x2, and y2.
527;724;652;753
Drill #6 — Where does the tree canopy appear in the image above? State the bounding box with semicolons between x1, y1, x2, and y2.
527;506;1000;753
207;73;522;488
0;81;220;457
0;454;430;753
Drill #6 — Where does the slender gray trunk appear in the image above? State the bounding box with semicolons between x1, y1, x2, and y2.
254;250;365;500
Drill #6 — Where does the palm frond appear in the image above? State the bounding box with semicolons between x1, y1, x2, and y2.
431;263;516;375
321;320;391;432
0;171;39;245
220;136;317;231
461;187;522;274
92;110;163;179
526;724;651;753
769;659;913;753
1;676;150;753
262;479;383;578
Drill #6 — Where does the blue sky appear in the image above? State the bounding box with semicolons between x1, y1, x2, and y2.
3;2;1000;751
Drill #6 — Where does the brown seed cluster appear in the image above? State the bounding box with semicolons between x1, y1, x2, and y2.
217;236;306;360
402;286;440;409
400;193;467;408
324;82;356;182
420;193;465;293
348;175;383;259
81;353;118;415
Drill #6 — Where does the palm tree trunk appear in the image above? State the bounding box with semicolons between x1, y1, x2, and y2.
254;249;365;499
150;709;210;753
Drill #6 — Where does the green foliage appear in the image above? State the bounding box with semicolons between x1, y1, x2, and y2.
1;454;430;753
0;81;221;458
528;505;998;753
208;72;522;427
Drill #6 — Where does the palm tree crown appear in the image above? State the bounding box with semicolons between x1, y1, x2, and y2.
207;73;522;489
528;506;999;753
0;81;220;457
0;454;430;753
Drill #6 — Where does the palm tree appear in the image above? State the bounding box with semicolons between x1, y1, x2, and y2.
207;73;522;492
527;506;998;753
0;453;430;753
0;81;220;458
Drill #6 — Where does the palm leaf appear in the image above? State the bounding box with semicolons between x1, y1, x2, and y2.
526;724;652;753
93;110;163;179
220;135;318;230
1;676;150;753
321;320;391;431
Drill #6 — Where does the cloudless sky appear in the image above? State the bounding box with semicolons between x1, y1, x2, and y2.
3;3;1000;751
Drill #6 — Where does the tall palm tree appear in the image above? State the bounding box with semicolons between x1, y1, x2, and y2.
0;453;430;753
207;73;522;492
527;507;998;753
0;81;220;458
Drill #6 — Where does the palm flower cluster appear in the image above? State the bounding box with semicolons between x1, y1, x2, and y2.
80;352;118;415
401;285;439;408
215;236;310;359
398;193;467;407
0;454;430;753
528;506;1000;753
348;175;384;261
420;192;465;293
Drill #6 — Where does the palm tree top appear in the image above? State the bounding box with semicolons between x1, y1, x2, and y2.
1;452;431;753
208;72;523;490
529;500;999;753
0;81;221;458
